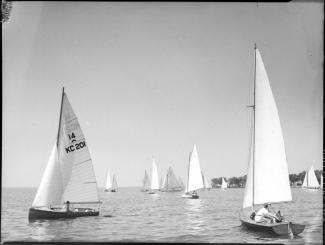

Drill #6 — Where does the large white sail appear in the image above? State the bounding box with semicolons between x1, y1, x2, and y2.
32;89;100;207
150;159;159;190
105;170;112;190
243;48;292;209
32;144;63;207
112;175;118;190
221;178;227;189
186;145;204;192
302;166;319;188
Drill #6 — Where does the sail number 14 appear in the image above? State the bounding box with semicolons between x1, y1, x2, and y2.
65;141;86;153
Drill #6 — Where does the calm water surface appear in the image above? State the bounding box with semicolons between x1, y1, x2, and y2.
1;187;322;243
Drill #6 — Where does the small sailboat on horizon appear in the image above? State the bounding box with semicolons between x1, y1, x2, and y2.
182;145;204;199
302;166;320;189
239;45;305;236
202;172;211;191
160;167;183;192
28;88;101;220
148;159;159;194
221;177;228;190
141;170;150;192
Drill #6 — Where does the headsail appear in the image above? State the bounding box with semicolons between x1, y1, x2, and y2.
32;144;63;207
150;159;159;190
243;48;292;209
32;89;100;207
186;145;204;192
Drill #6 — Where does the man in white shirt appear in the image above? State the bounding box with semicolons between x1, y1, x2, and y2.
254;203;277;223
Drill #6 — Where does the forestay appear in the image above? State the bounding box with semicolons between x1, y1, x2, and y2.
186;145;204;192
243;49;292;209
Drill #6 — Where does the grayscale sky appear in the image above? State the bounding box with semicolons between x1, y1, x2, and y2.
2;2;323;187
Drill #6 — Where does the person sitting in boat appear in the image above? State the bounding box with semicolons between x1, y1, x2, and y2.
254;204;278;223
65;201;71;212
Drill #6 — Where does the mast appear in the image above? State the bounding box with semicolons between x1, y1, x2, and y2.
56;87;65;148
252;43;257;209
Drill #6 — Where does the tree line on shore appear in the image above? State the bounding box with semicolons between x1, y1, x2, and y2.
211;169;323;188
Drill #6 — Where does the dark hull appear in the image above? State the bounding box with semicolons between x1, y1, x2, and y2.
240;218;305;236
28;208;99;220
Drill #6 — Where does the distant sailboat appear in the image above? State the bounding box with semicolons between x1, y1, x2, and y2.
182;145;204;199
160;167;183;192
111;175;118;192
104;170;112;192
202;172;211;190
141;170;150;192
240;45;305;236
302;166;320;189
148;159;159;194
28;88;101;220
221;177;227;190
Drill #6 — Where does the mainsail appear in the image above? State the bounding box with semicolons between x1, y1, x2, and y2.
105;170;112;190
150;159;159;190
186;145;204;193
32;88;100;207
302;166;320;188
243;48;292;209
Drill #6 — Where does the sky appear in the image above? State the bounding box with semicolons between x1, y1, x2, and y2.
2;2;323;188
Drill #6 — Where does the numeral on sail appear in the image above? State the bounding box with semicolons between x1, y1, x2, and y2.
65;141;87;153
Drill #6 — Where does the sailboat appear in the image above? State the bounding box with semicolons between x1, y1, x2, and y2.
302;166;320;189
28;88;101;220
240;45;305;236
221;177;227;190
202;172;211;190
182;145;204;199
111;175;118;192
160;167;183;192
141;170;150;192
148;159;159;194
104;170;112;192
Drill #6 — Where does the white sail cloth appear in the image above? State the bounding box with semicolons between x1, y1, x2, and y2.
105;170;112;189
302;166;320;188
186;145;204;192
151;159;159;190
32;90;100;207
243;49;292;209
